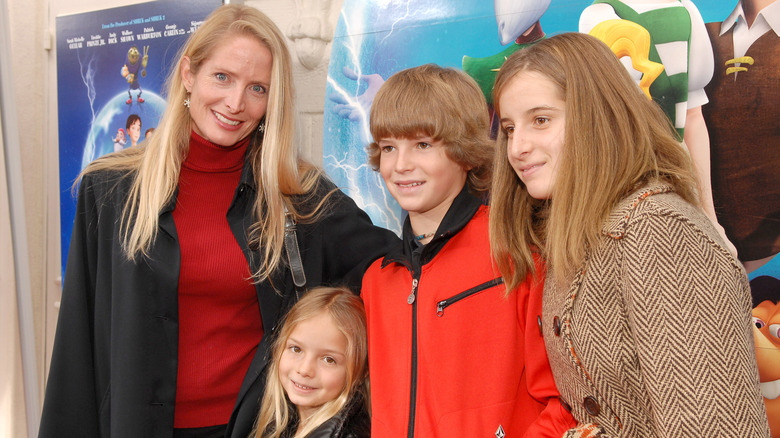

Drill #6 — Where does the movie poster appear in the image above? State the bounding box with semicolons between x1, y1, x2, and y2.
56;0;222;274
324;0;779;432
325;0;739;234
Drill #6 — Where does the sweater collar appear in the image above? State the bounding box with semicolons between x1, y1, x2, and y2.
183;131;250;173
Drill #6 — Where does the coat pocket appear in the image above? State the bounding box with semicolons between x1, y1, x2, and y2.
435;277;503;316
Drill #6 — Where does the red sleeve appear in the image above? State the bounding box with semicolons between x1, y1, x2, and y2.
521;256;577;437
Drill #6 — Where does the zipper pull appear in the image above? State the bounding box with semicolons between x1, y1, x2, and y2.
436;300;446;317
407;278;418;305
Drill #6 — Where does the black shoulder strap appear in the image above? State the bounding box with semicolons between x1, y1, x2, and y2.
284;206;307;299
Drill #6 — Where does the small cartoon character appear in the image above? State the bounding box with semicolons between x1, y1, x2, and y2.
112;128;126;152
751;275;780;437
462;0;551;107
126;114;142;147
144;127;155;140
121;45;149;104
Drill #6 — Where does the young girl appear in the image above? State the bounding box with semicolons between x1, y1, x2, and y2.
254;287;370;438
490;32;769;437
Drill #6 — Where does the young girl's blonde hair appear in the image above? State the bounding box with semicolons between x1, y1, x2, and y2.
254;287;369;438
490;32;699;288
78;4;322;283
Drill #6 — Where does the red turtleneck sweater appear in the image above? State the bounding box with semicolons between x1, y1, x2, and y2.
172;132;262;427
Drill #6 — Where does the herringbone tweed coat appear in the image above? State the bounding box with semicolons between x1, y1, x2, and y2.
543;184;770;437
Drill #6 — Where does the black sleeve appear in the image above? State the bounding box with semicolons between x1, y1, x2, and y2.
39;173;103;437
295;176;400;295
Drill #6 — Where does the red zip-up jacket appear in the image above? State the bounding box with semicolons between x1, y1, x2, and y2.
362;190;575;437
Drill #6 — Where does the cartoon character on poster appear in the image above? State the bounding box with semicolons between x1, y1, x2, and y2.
753;274;780;436
702;0;779;272
121;45;149;104
463;0;549;131
125;114;143;147
701;0;780;434
112;128;126;152
579;0;736;256
78;71;166;170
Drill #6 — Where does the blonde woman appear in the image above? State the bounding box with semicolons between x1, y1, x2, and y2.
39;5;396;438
490;32;769;437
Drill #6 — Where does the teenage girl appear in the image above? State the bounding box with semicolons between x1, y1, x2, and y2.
490;32;768;436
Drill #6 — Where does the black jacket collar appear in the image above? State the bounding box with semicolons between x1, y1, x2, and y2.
382;185;483;270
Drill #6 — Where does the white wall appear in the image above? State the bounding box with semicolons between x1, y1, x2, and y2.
0;109;29;438
3;0;48;436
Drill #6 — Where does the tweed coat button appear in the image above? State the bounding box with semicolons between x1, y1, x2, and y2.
560;397;572;412
583;396;601;416
553;316;561;336
537;315;543;336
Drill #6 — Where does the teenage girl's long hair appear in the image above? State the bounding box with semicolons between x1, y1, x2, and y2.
79;4;321;282
490;32;699;288
254;287;369;438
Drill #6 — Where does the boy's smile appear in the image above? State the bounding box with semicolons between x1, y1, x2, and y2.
378;136;468;234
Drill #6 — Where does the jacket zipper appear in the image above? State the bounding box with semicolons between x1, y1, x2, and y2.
436;277;504;316
407;275;419;438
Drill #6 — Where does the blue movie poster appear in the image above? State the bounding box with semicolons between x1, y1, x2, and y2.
324;0;778;432
323;0;736;236
56;0;222;274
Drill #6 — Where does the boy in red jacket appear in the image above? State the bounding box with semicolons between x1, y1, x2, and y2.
361;64;575;437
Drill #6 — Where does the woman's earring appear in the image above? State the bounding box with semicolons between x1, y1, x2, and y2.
257;121;265;133
183;93;191;108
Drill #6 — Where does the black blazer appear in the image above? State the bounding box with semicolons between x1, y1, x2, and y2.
39;157;397;437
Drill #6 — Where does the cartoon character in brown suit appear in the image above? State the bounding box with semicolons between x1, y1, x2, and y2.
704;1;780;435
702;0;779;272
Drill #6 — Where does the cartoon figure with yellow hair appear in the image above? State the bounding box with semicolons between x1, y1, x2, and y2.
705;1;780;434
580;0;736;257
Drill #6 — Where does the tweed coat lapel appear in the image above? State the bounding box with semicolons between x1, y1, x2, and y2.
542;184;681;434
542;182;769;437
601;184;674;240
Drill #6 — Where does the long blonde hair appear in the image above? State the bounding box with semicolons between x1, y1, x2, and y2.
490;32;699;288
254;287;369;438
79;4;320;282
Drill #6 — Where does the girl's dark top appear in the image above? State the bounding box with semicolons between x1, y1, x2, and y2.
278;392;370;438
